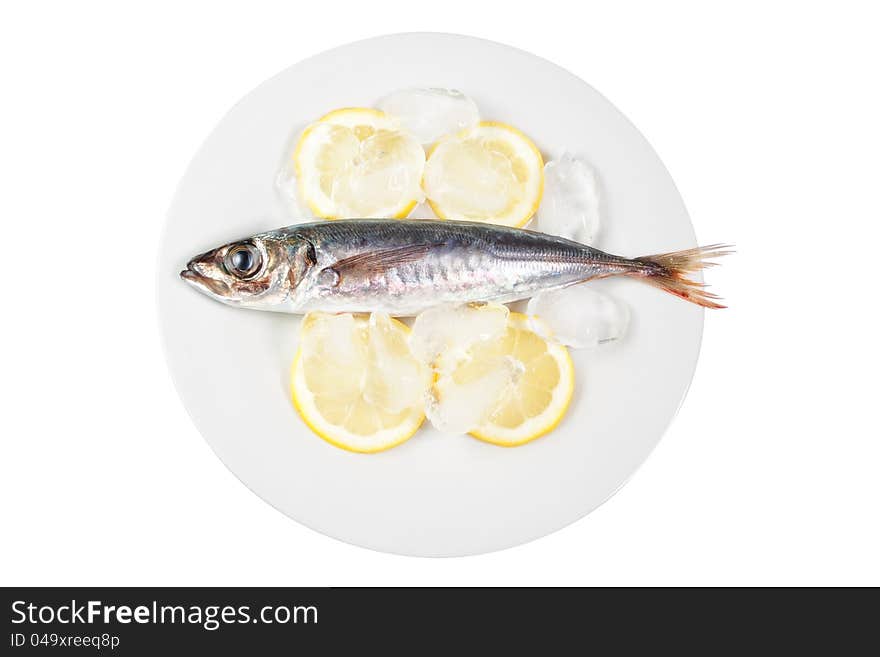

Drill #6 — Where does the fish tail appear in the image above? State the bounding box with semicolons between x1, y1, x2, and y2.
628;244;733;309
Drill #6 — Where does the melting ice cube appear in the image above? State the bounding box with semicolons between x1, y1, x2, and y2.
527;286;629;349
426;356;522;435
409;303;509;365
536;154;601;245
363;313;430;414
377;88;480;144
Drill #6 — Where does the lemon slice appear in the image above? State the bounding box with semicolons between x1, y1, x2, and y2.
440;312;573;446
294;108;425;219
317;107;396;135
423;121;544;227
291;312;429;453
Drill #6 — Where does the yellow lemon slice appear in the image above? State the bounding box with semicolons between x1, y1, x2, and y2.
294;108;425;220
440;312;573;446
423;121;544;227
291;312;430;453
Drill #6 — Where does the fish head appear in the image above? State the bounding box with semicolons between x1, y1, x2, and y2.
180;234;315;310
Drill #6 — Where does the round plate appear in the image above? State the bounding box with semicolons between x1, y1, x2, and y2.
157;33;702;556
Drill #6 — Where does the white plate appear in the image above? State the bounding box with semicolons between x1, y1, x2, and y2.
156;33;702;557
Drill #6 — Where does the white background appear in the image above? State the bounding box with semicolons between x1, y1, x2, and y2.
1;1;877;586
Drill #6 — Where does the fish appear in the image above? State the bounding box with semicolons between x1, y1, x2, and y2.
180;219;730;315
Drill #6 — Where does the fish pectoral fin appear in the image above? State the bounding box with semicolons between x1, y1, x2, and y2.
326;243;444;282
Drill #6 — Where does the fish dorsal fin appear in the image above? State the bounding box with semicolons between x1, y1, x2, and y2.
321;242;443;284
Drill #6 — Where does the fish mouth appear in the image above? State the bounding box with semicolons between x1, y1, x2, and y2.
179;268;199;283
180;263;231;297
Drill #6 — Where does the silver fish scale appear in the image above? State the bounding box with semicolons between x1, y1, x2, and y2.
268;219;637;316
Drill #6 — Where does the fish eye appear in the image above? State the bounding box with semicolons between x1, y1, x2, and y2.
224;243;262;279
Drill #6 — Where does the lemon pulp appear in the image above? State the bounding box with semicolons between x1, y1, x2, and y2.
423;122;544;227
294;108;425;219
291;312;429;453
461;313;574;446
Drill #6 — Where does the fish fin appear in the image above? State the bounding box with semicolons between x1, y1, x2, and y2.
631;244;733;309
325;243;443;282
289;239;318;288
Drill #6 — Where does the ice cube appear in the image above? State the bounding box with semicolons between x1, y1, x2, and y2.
332;157;424;218
536;154;601;245
422;139;517;216
299;312;366;369
363;313;430;414
377;88;480;144
328;128;426;218
426;356;522;435
274;160;315;222
406;202;438;220
409;303;509;365
527;286;629;349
